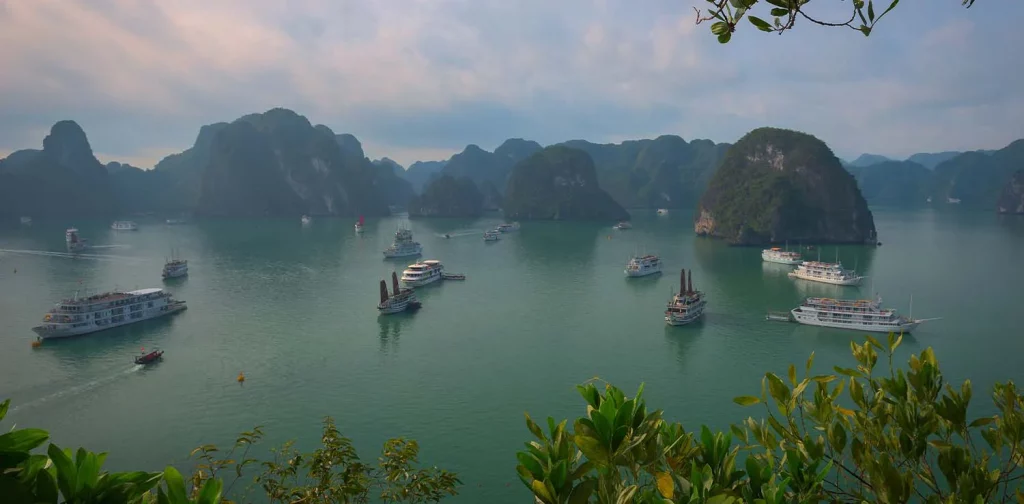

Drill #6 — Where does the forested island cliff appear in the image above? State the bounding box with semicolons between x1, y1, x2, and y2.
2;108;1021;230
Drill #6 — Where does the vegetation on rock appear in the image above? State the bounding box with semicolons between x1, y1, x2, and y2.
0;121;115;218
845;160;932;207
931;140;1024;210
503;146;629;221
408;174;484;218
560;136;729;210
997;169;1024;214
695;127;876;245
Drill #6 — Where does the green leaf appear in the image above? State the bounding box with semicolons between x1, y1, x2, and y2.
532;478;556;504
568;479;597;504
47;444;76;501
834;366;862;378
859;24;872;36
711;21;730;35
770;7;789;16
733;396;761;406
525;413;545;441
828;422;847;453
0;428;49;452
748;16;773;32
516;452;544;478
656;471;674;498
550;459;568;490
0;399;9;422
765;0;790;7
765;373;791;405
574;435;610;465
787;364;797;386
969;416;996;428
868;0;876;22
196;477;223;504
880;0;901;19
616;485;638;504
162;466;188;504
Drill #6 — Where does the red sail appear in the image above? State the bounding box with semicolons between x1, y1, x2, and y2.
359;215;365;225
687;269;693;294
680;269;686;293
380;280;389;304
392;271;400;295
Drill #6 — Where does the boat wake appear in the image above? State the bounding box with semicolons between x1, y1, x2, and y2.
9;365;144;414
437;230;486;238
0;248;141;263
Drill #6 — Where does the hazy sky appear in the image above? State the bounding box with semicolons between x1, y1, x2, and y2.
1;0;1021;168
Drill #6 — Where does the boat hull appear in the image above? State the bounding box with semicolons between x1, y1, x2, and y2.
791;309;919;333
665;312;704;326
625;267;662;277
788;271;862;286
401;274;442;288
32;302;187;340
162;269;188;279
762;256;802;265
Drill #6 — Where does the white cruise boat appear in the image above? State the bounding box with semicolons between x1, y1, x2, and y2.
111;220;138;231
162;259;188;279
657;209;669;216
625;254;662;277
483;230;501;242
19;216;32;226
762;247;802;265
65;228;88;252
788;261;863;286
613;221;632;230
400;260;444;287
790;295;924;333
355;215;365;234
378;272;420;315
301;215;311;225
665;269;707;326
496;222;520;233
383;227;423;258
31;288;187;339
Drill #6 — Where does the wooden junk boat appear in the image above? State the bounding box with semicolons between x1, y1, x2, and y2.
378;272;421;315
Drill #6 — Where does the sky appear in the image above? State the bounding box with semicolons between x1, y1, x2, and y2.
1;0;1022;168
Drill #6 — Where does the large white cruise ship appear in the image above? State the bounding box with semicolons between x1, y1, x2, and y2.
383;227;423;258
665;269;706;326
400;260;444;287
625;254;662;277
32;288;187;339
762;247;802;265
790;295;924;333
788;261;863;286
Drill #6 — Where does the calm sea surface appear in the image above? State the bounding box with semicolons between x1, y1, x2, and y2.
1;209;1022;502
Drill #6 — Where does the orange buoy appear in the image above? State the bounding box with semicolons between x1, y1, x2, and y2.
237;372;245;383
31;340;42;348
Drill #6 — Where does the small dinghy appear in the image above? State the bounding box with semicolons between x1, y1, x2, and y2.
134;348;164;365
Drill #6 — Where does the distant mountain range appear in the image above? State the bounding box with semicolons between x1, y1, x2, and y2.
1;107;1022;219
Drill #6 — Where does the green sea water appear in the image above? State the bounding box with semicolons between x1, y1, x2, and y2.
1;209;1022;502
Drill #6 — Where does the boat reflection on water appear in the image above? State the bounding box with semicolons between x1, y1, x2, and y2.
761;261;796;277
377;314;410;353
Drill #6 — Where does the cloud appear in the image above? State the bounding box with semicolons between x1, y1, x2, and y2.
0;0;1021;167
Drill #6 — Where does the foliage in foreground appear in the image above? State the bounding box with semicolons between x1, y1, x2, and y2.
0;403;458;504
517;334;1024;503
695;0;979;43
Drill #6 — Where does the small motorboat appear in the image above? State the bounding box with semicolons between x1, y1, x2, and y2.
134;348;164;365
442;272;466;280
444;233;451;239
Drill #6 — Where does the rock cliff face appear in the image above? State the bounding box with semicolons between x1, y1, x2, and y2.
931;140;1024;209
695;127;876;245
503;146;629;221
195;108;389;217
558;135;729;209
408;174;484;217
997;169;1024;214
845;160;931;207
0;121;114;217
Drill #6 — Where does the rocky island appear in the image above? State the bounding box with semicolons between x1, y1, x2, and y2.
502;146;629;221
694;127;876;245
997;169;1024;214
408;175;484;217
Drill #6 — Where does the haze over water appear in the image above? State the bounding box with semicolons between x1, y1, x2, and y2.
1;209;1022;502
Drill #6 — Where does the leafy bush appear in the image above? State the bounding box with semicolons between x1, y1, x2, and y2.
517;334;1024;503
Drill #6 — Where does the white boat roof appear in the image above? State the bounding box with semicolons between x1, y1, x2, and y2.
422;260;441;265
128;288;164;295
